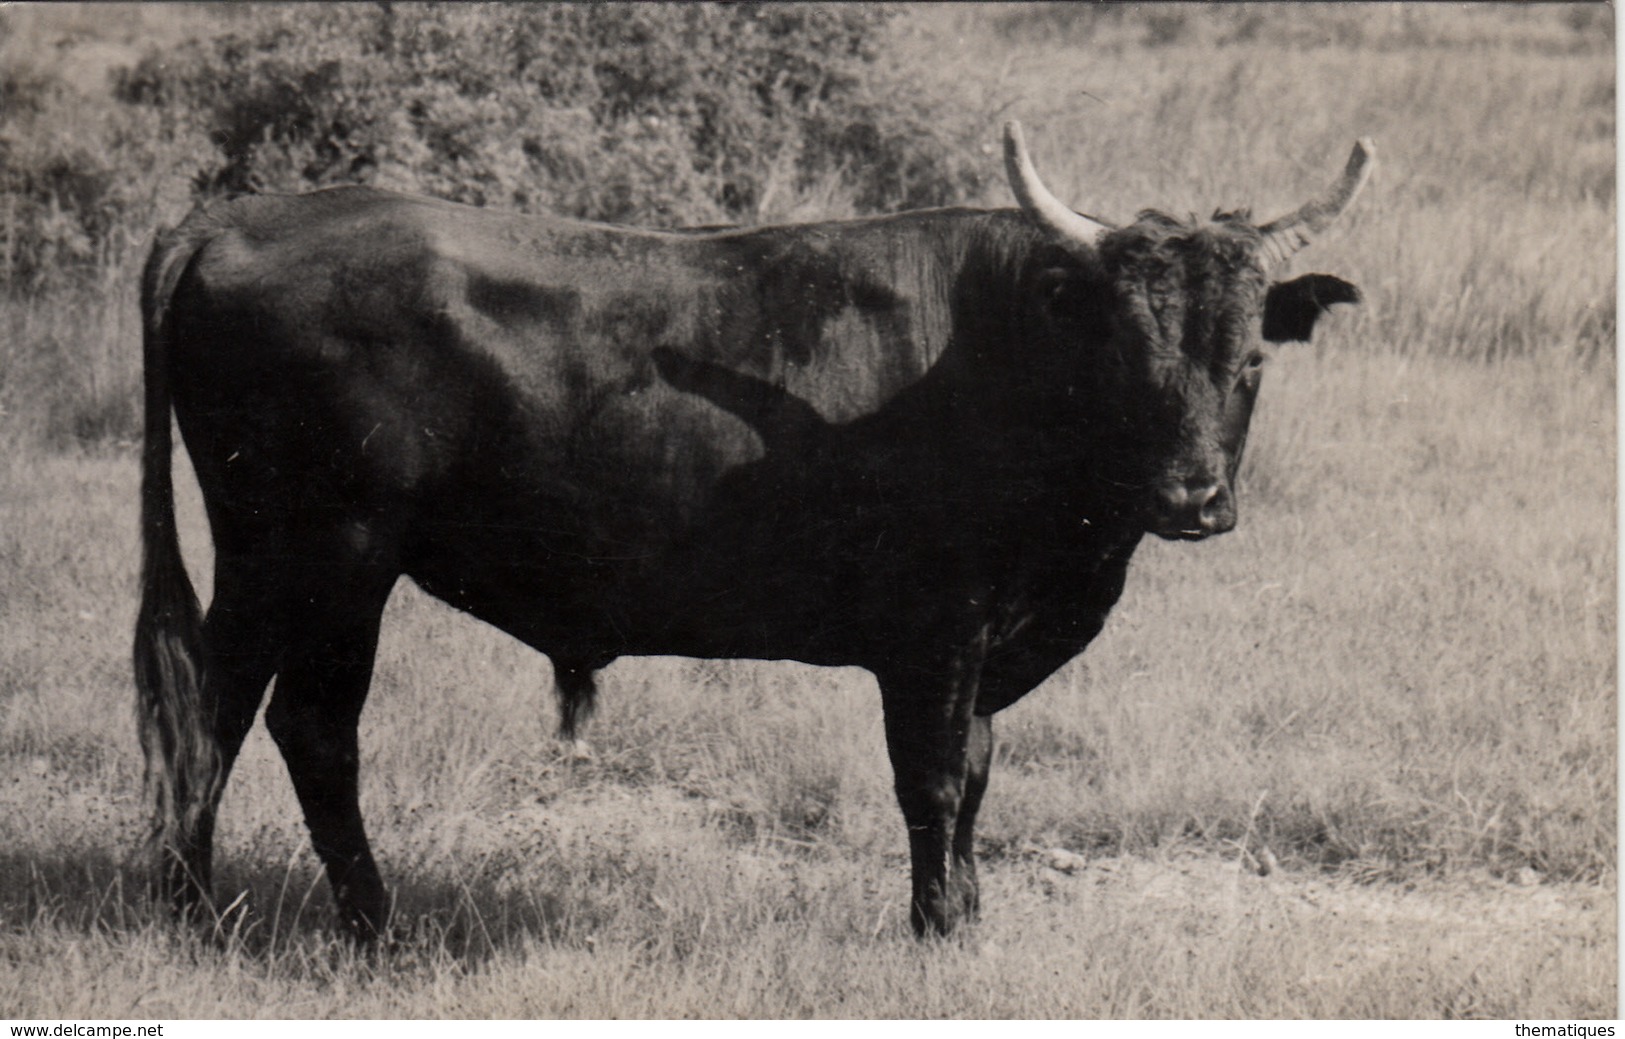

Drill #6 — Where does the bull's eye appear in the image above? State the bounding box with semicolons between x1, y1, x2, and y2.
1236;351;1266;391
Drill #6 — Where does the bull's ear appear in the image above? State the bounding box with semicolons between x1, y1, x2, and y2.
1262;273;1361;343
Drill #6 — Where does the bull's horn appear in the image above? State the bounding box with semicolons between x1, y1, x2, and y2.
1258;138;1376;269
1004;121;1111;254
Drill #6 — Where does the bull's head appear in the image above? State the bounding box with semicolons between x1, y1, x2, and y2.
1005;122;1372;540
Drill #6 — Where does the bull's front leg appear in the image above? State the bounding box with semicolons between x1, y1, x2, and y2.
877;632;987;937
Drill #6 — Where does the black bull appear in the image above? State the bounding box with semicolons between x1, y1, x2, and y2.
134;124;1373;937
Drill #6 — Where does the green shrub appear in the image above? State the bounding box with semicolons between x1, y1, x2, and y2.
0;63;119;288
113;4;987;226
0;52;200;292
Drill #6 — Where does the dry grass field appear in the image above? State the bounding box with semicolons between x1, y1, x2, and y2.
0;2;1615;1019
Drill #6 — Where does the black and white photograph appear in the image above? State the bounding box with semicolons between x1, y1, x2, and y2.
0;1;1614;1020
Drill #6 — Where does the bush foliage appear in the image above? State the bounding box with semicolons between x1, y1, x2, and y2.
0;56;196;291
112;4;984;226
3;4;983;293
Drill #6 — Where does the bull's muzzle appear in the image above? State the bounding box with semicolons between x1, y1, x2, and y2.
1151;479;1235;540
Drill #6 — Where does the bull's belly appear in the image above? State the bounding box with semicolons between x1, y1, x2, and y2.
399;494;917;669
396;474;975;669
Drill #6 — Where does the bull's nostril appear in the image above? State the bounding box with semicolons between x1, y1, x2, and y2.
1198;484;1234;532
1197;483;1220;514
1156;481;1191;512
1153;479;1232;538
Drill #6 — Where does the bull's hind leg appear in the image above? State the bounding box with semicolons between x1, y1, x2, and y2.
159;555;285;918
263;569;396;939
950;713;993;922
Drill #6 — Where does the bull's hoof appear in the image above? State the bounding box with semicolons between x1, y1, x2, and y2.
910;900;975;939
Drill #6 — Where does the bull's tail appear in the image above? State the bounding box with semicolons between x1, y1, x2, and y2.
132;225;212;885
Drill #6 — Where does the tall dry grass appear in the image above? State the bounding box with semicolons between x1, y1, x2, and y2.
922;7;1615;367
